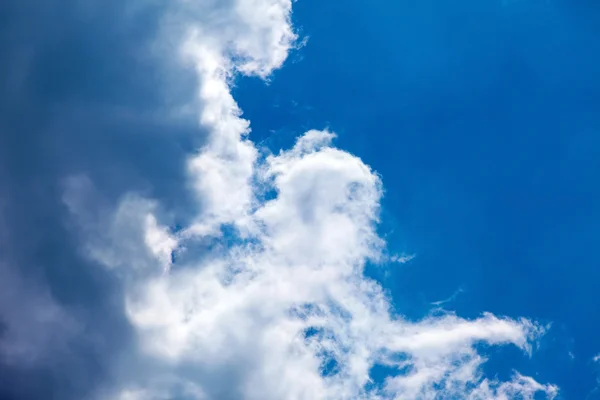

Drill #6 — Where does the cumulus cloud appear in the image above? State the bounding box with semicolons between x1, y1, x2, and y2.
61;1;558;399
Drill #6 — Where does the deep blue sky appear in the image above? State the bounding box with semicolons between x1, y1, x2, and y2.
234;0;600;398
1;0;599;398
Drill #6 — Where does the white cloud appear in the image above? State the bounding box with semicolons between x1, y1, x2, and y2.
66;0;558;399
431;286;464;307
390;253;416;264
156;0;298;237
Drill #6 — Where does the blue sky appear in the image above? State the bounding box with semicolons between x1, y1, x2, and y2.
237;1;600;396
0;0;599;399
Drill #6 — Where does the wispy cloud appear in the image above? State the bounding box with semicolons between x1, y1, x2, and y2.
431;286;465;307
390;253;416;264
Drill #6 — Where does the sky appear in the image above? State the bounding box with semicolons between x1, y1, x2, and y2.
0;0;599;399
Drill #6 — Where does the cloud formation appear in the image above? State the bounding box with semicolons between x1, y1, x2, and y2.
65;0;557;399
1;0;559;399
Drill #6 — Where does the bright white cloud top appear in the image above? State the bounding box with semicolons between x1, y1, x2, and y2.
66;1;558;399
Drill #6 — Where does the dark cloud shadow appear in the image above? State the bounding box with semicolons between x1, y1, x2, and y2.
0;0;203;398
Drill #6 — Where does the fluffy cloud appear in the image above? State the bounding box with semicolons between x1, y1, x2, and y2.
64;0;558;399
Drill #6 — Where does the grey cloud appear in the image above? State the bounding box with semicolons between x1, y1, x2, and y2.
0;0;203;398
